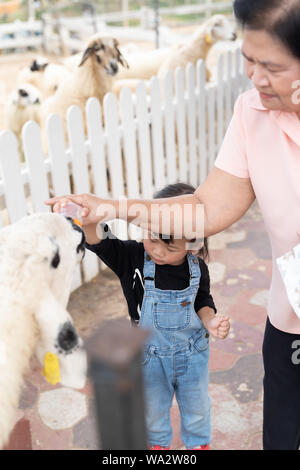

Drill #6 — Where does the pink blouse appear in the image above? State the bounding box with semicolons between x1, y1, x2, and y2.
213;88;300;333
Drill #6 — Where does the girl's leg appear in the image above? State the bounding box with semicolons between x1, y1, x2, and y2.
263;317;300;450
175;348;211;449
143;354;174;448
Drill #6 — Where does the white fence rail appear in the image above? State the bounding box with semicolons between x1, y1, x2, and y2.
0;1;233;52
0;51;251;290
0;19;43;50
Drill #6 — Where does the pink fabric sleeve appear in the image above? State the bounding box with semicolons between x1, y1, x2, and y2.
214;94;249;178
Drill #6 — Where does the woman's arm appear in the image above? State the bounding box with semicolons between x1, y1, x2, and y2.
194;167;256;237
118;167;255;237
45;168;255;238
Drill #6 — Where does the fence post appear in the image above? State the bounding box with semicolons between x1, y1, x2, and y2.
85;318;150;450
205;0;212;18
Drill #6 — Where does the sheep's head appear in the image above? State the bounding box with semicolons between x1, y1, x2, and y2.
0;213;87;389
196;14;237;45
79;36;129;75
0;213;85;305
29;56;49;72
11;83;41;108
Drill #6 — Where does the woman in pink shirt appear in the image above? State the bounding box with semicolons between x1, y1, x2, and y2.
46;0;300;450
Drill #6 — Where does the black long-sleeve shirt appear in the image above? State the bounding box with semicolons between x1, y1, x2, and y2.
86;224;216;323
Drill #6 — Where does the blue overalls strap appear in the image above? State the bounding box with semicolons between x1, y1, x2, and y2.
143;251;155;288
187;253;201;288
143;251;201;289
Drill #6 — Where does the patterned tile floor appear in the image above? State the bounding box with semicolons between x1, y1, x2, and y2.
4;202;270;450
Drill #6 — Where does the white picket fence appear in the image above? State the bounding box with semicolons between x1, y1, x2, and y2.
0;19;43;50
0;1;233;53
0;51;251;290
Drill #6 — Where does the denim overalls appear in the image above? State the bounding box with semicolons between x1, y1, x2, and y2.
139;251;211;449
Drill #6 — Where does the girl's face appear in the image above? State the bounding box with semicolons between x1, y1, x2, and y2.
242;29;300;116
143;233;190;266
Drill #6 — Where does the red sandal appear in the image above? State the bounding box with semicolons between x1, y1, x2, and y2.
188;444;210;450
148;445;171;450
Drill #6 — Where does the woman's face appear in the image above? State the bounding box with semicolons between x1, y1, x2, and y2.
242;29;300;116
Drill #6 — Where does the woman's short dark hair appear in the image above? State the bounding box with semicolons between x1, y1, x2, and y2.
233;0;300;60
153;182;209;261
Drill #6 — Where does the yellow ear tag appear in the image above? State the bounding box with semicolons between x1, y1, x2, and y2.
73;218;82;227
205;33;212;44
43;352;61;385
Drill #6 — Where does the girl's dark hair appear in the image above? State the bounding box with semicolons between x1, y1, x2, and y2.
153;182;209;261
233;0;300;61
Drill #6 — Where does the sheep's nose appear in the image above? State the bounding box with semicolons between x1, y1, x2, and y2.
58;321;78;352
110;60;118;74
18;89;28;97
231;32;237;41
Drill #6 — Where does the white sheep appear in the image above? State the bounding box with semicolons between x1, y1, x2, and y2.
17;56;49;92
205;38;243;83
18;57;72;98
42;34;128;142
115;47;170;81
4;83;42;153
112;15;237;98
0;212;87;449
157;14;237;82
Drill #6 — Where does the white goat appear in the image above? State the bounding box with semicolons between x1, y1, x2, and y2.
157;15;237;82
0;212;87;449
4;83;42;152
42;34;128;142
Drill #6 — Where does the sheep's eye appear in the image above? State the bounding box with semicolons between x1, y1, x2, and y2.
19;89;29;97
100;43;105;51
51;249;60;268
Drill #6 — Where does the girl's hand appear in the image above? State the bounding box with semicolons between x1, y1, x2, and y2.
44;194;117;226
206;314;230;339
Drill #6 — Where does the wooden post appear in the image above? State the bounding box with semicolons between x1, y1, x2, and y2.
122;0;129;27
85;318;149;450
205;0;212;18
28;0;35;21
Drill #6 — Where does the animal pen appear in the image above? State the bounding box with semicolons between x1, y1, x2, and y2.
0;51;251;292
0;48;252;450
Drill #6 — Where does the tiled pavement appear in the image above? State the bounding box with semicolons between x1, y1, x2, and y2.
4;202;270;450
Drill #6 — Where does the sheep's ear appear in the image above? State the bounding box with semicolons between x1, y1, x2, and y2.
79;46;94;67
30;60;48;72
30;59;39;71
113;40;129;69
40;63;49;71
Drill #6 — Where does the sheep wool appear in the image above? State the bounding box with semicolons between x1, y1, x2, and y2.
0;213;87;449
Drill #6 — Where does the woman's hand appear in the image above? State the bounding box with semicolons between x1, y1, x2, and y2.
44;193;117;226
